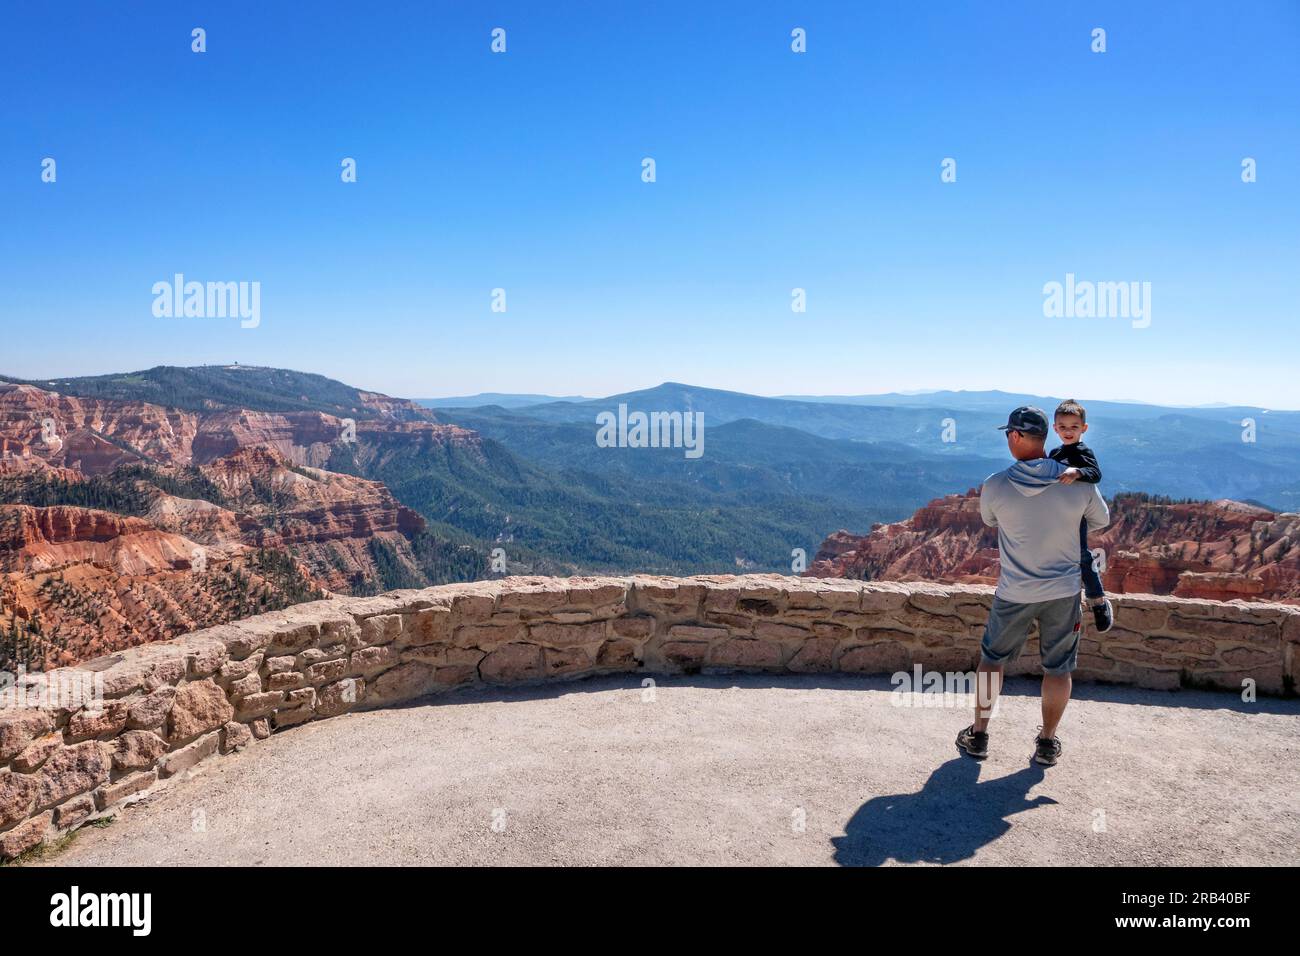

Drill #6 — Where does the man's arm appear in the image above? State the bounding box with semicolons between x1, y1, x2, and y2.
1084;486;1110;532
979;479;998;527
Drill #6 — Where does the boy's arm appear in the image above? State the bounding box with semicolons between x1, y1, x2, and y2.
1053;443;1102;483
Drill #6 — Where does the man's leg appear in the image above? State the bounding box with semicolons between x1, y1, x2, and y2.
1036;595;1083;744
1040;672;1072;740
972;660;1003;733
971;597;1033;733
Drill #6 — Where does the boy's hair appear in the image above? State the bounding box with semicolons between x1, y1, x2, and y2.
1054;399;1087;423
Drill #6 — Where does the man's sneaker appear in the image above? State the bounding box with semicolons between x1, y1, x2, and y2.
1091;598;1114;633
1034;731;1062;766
956;724;989;759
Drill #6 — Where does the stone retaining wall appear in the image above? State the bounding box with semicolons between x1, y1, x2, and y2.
2;574;1297;859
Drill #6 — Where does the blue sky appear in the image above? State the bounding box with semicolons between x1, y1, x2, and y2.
2;2;1297;406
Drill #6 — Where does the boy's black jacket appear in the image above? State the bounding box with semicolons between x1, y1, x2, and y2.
1049;441;1101;483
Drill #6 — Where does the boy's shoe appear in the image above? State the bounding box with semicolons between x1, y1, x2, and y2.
956;724;989;759
1034;731;1062;766
1091;598;1114;633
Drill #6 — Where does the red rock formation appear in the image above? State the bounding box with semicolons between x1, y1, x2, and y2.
192;411;344;466
0;502;327;668
0;381;474;668
809;491;1300;604
0;381;475;473
0;506;190;573
0;382;200;469
196;446;424;543
1095;498;1299;602
1173;571;1268;602
808;491;1000;586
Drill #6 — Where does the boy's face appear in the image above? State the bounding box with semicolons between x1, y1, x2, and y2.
1054;413;1087;444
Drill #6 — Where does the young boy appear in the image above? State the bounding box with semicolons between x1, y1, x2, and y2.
1051;399;1114;632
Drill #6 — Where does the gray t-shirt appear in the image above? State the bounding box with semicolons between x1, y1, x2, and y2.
979;458;1110;604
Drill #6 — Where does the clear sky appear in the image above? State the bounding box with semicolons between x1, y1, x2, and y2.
2;2;1297;407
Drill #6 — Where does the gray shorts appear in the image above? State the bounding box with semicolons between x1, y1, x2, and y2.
980;594;1082;676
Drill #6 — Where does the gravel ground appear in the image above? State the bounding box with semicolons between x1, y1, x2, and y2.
30;674;1300;866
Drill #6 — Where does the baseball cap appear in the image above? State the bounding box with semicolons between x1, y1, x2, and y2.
997;405;1049;436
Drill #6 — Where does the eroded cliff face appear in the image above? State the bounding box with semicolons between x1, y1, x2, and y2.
0;505;193;575
1099;501;1298;601
0;383;200;472
809;491;1000;586
809;490;1300;604
0;382;474;668
0;500;326;667
191;411;345;467
0;382;476;472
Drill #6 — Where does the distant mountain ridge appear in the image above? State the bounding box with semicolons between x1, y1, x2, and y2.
775;388;1298;416
460;381;1300;509
419;392;592;408
0;366;434;421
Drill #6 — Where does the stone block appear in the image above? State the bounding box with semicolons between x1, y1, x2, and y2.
659;642;710;667
54;794;95;830
219;653;263;684
787;637;838;673
350;645;394;673
753;621;811;642
95;770;156;810
837;641;911;674
127;687;177;730
316;679;365;717
480;644;545;683
265;655;297;675
0;811;51;860
220;721;253;753
529;622;606;648
543;647;593;676
304;659;348;685
271;707;314;730
596;640;640;669
433;665;477;687
0;772;39;829
167;679;234;743
358;614;404;647
268;671;305;691
399;606;454;648
111;731;168;772
709;639;783;669
454;623;527;649
12;735;61;773
158;732;219;777
610;616;655;639
0;709;55;763
35;741;111;809
234;691;285;721
1166;614;1279;645
370;662;436;702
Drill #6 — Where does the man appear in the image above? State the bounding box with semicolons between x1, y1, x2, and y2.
956;406;1110;766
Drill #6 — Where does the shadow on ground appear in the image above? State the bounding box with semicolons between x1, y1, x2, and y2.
832;757;1052;866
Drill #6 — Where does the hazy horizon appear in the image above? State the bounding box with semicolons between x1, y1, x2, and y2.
6;362;1299;413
